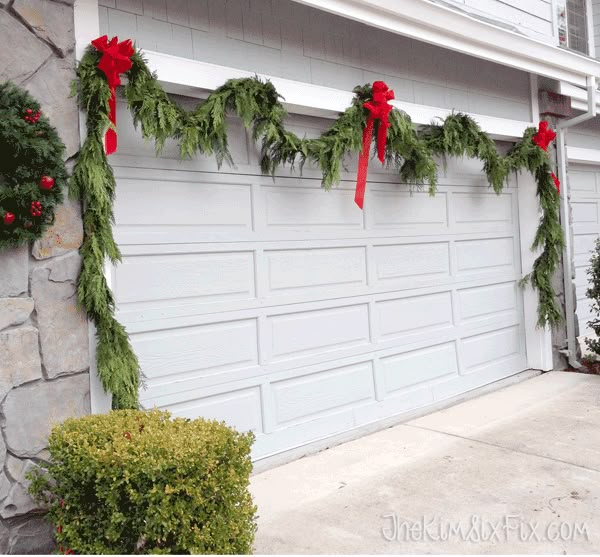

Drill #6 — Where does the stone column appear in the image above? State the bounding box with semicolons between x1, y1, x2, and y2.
0;0;91;553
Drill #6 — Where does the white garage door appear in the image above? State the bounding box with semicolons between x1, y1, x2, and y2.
570;165;600;339
110;108;528;460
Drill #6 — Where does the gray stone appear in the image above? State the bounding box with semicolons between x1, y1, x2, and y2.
0;520;8;554
32;198;83;260
0;327;42;399
12;0;75;57
8;515;54;554
21;55;80;159
31;253;89;378
0;475;12;503
0;433;6;476
0;247;28;298
0;460;39;519
0;299;34;332
0;10;52;84
3;374;89;457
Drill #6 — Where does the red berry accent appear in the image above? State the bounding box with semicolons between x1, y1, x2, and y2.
39;176;54;190
26;108;32;114
3;213;15;225
30;201;42;217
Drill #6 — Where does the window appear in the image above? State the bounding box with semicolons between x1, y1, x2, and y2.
565;0;590;54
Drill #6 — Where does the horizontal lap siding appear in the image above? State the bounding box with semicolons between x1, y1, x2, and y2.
98;0;532;121
109;106;527;460
568;161;600;339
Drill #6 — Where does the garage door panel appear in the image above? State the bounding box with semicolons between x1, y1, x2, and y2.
455;237;516;275
114;251;256;304
366;190;448;229
164;386;263;434
373;242;450;283
265;304;371;362
376;292;454;341
572;201;599;224
114;178;253;228
460;325;522;373
271;362;375;426
381;342;458;395
133;319;258;380
569;170;597;193
261;185;362;230
264;246;367;295
457;281;518;322
113;111;528;460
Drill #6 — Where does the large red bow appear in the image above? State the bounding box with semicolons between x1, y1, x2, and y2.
532;120;560;195
91;35;134;155
355;81;395;209
532;120;556;152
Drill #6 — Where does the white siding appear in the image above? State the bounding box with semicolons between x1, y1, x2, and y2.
98;0;533;121
442;0;554;43
593;0;600;58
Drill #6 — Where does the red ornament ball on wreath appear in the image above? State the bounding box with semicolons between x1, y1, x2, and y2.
39;175;54;190
0;82;66;248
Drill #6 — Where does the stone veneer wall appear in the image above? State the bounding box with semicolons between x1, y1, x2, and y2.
0;0;91;553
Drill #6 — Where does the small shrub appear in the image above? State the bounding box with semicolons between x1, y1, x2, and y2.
587;238;600;357
29;409;256;554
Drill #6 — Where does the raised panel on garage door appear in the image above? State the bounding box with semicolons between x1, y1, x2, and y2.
109;109;528;461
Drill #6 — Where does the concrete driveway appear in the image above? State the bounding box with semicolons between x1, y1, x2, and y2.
251;371;600;554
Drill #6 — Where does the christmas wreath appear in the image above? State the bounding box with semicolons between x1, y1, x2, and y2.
0;82;67;249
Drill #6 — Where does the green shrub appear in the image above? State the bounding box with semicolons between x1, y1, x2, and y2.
29;409;256;554
587;238;600;357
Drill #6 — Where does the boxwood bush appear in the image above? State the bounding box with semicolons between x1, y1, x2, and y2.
29;409;256;554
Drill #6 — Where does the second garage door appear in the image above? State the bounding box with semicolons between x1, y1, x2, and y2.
109;110;528;461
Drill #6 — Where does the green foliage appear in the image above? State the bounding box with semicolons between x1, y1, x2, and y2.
28;409;256;555
71;47;140;409
586;238;600;356
421;113;508;193
510;128;564;327
303;84;436;191
0;81;67;249
73;44;564;411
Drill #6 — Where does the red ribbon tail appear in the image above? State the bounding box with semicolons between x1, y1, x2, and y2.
376;120;387;164
105;91;117;155
355;118;374;209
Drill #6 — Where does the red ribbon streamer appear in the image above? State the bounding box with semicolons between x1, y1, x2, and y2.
91;35;134;155
355;81;395;209
532;121;560;195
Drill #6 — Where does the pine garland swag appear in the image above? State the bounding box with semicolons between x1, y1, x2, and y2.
72;42;564;408
0;82;67;249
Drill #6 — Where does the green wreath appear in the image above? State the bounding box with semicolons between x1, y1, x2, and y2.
0;82;67;249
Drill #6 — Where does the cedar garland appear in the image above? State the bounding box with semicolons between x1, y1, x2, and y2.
72;44;563;408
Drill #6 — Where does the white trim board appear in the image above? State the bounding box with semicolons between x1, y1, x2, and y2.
292;0;600;88
567;146;600;165
144;50;534;141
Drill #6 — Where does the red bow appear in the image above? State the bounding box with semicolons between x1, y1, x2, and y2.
532;120;556;152
551;172;561;194
91;35;134;155
355;81;395;209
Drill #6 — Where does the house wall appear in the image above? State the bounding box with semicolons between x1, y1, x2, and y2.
437;0;555;44
593;0;600;57
98;0;533;121
0;1;91;553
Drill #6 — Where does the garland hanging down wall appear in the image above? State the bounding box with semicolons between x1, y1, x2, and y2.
67;36;564;409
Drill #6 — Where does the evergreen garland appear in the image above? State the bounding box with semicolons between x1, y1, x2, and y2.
70;43;564;408
0;82;67;249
